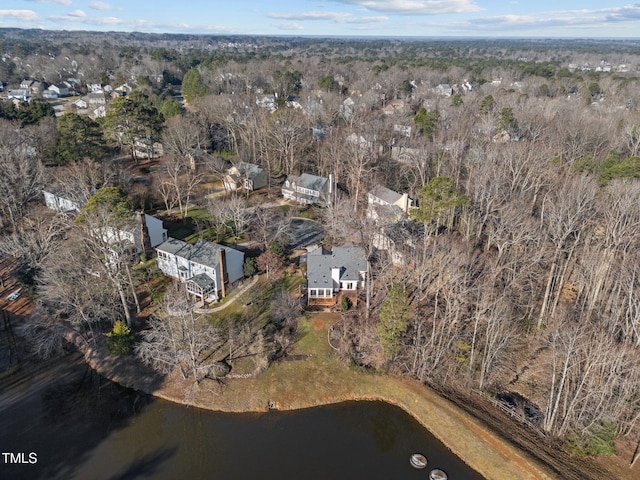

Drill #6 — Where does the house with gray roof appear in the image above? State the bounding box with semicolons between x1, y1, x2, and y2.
373;219;425;267
306;244;367;306
156;238;244;303
367;184;414;224
282;173;332;206
223;162;267;192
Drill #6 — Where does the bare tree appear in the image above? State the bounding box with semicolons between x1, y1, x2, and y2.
162;114;207;161
0;120;47;232
159;153;205;218
537;175;597;328
136;284;227;384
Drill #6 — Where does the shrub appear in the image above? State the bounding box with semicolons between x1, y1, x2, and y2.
106;321;135;356
565;422;617;456
341;296;352;311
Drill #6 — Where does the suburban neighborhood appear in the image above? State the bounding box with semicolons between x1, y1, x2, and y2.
1;27;640;480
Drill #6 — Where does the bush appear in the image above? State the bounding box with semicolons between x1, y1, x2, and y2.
341;296;352;311
565;422;617;456
106;321;135;356
244;257;257;277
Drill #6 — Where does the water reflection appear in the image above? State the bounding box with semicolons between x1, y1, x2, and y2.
0;353;484;480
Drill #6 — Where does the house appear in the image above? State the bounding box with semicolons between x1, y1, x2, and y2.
434;84;453;97
133;139;164;159
7;89;30;102
367;184;414;223
156;238;245;302
115;83;133;96
74;97;88;110
93;105;107;118
286;95;302;109
223;162;267;192
103;213;168;256
282;173;332;206
341;97;355;120
373;219;424;267
20;79;34;90
43;190;85;213
382;99;405;116
256;94;277;112
86;92;106;108
48;84;70;97
42;90;58;100
390;144;428;165
306;244;368;306
393;124;412;138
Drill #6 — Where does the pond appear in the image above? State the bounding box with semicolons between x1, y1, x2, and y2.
0;353;484;480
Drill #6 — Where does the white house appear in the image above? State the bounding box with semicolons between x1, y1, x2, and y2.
156;238;245;302
74;98;88;109
8;89;30;102
133;139;164;159
306;244;368;306
102;213;168;256
282;173;332;206
48;84;70;97
43;190;85;213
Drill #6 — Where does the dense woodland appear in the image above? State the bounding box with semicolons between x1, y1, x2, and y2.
3;29;640;465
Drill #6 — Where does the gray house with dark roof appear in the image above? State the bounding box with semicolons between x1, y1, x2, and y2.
282;173;332;206
156;238;244;302
306;244;367;306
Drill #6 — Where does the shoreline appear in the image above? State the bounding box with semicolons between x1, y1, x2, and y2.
67;325;557;480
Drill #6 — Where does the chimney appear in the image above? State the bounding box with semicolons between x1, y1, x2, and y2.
218;248;227;298
328;173;335;205
401;193;409;213
138;211;152;257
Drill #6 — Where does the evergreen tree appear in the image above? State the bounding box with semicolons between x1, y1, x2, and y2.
55;113;109;164
377;283;413;360
182;68;209;103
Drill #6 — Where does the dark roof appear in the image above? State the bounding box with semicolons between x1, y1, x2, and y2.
286;173;329;192
156;238;238;269
383;219;425;245
187;273;216;289
307;244;367;288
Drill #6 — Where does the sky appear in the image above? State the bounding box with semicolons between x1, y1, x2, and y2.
1;1;640;38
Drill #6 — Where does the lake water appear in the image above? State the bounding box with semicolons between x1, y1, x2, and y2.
0;353;484;480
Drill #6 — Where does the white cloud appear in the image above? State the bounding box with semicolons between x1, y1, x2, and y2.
90;2;113;11
267;11;387;24
454;5;640;33
328;0;482;15
47;13;124;26
0;10;40;22
272;22;304;31
97;16;122;25
25;0;73;5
